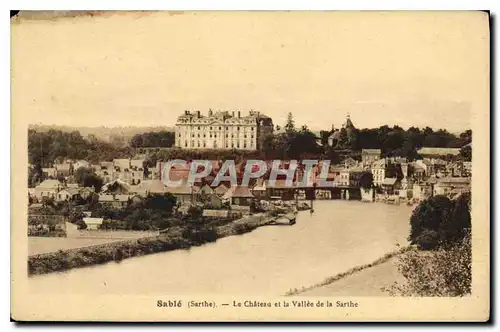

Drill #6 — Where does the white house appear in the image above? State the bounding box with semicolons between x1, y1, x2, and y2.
34;179;63;200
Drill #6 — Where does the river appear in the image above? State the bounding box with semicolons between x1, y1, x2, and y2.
28;200;413;296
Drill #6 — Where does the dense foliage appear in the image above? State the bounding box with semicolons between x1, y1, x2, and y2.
130;131;175;148
409;193;471;249
388;233;471;297
389;192;472;297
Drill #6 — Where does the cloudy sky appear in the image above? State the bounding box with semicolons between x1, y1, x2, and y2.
11;11;489;132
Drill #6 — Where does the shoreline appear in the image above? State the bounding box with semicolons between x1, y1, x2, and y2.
28;212;281;276
284;245;413;296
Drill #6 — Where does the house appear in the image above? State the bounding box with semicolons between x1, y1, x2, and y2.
251;178;267;199
199;184;215;195
165;185;199;204
79;187;95;200
410;162;426;183
73;160;89;170
55;188;81;202
113;158;131;171
371;159;387;187
130;159;145;171
416;159;435;177
338;169;350;187
83;217;104;230
417;147;461;158
361;149;381;166
54;162;73;177
214;183;230;197
265;179;296;200
381;178;400;195
41;167;57;178
343;157;358;169
412;183;433;201
222;186;255;207
101;179;131;195
463;162;472;175
347;167;364;188
433;177;471;197
98;194;131;208
199;192;223;209
34;179;63;200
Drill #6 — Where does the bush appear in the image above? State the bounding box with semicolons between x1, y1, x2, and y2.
388;233;471;296
415;229;439;250
409;193;470;248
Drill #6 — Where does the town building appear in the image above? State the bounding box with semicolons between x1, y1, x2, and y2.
433;177;471;197
34;179;63;200
361;149;382;166
174;109;273;150
371;159;387;187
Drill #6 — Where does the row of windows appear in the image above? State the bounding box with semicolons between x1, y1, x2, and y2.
180;126;255;131
182;140;255;149
180;133;255;139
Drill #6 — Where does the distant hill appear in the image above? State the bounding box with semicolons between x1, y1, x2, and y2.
28;124;175;142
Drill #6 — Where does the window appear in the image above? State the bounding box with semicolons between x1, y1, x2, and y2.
214;134;217;138
226;143;228;148
198;126;200;130
251;127;254;131
237;127;240;131
244;143;247;148
226;134;228;138
192;134;194;138
244;135;247;138
251;134;254;138
210;134;212;138
210;127;212;130
197;134;200;138
185;141;188;147
237;143;240;148
198;142;200;147
226;127;229;130
219;127;221;130
178;133;181;137
203;141;206;147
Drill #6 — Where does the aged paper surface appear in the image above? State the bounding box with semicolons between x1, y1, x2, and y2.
11;11;489;321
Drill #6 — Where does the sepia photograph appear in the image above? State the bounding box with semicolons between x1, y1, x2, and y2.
10;10;490;322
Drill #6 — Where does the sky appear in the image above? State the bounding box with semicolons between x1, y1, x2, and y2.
11;11;489;133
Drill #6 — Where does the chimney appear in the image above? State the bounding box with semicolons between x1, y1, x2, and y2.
184;110;189;115
208;109;213;116
238;111;241;118
197;110;201;118
232;111;235;117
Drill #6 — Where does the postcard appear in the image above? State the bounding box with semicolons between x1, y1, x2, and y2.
11;10;490;322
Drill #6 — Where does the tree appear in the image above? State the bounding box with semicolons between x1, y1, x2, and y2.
359;171;374;189
460;145;472;162
409;195;454;246
284;112;295;133
442;192;471;246
386;163;403;180
74;167;104;192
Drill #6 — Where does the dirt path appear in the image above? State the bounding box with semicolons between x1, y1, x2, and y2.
296;257;405;296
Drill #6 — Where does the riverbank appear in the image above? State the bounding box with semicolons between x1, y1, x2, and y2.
285;246;413;296
28;212;279;276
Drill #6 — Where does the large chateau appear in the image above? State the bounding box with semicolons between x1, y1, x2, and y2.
175;109;274;150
